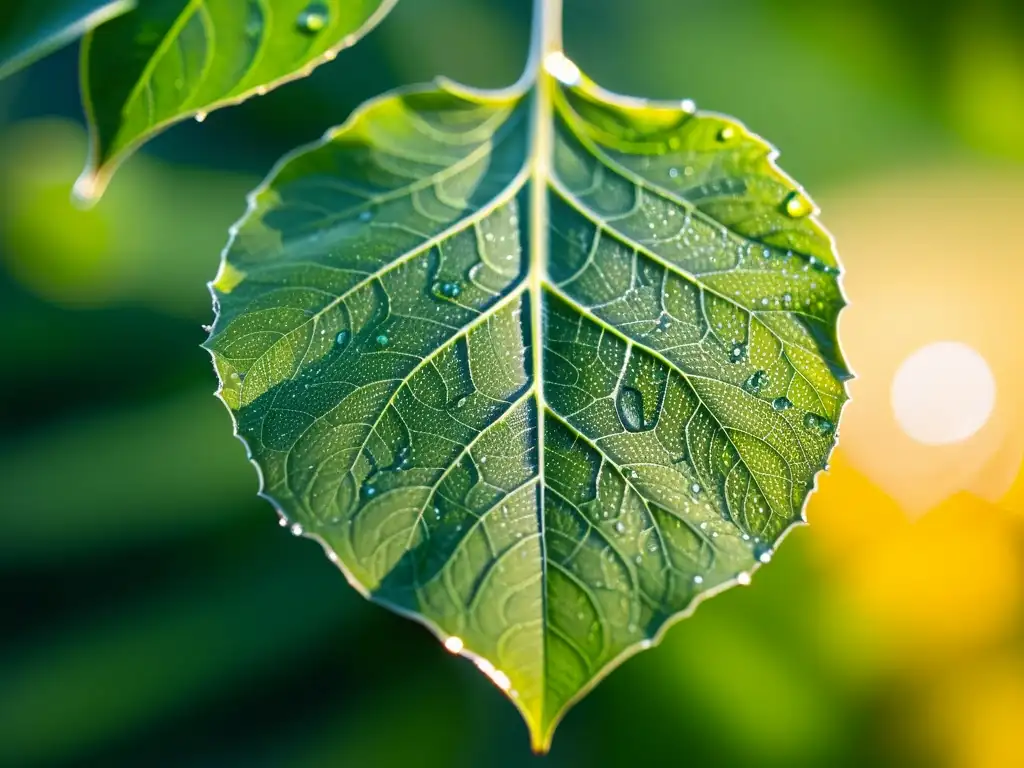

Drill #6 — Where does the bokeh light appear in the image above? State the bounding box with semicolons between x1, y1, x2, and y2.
891;341;996;446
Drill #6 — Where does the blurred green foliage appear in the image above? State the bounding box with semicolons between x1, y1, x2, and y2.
2;0;1023;765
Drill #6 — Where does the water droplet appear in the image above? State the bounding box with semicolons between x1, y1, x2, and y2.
743;370;769;395
335;330;349;346
358;210;373;222
717;125;735;142
736;571;752;586
456;396;467;408
194;111;207;123
290;523;304;536
444;636;464;654
803;412;834;435
691;483;701;494
615;520;626;534
376;334;389;348
693;575;704;585
754;543;773;563
296;3;329;34
278;517;289;528
729;343;746;362
772;396;793;412
680;98;696;113
783;190;812;218
364;485;376;498
616;387;648;432
435;281;461;299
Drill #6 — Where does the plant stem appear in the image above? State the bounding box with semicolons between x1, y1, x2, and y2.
524;0;564;82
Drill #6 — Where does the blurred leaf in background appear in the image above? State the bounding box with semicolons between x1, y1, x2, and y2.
0;0;133;80
2;0;1024;766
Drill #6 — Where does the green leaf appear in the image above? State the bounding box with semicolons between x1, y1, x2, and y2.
0;0;134;81
205;8;850;751
75;0;400;203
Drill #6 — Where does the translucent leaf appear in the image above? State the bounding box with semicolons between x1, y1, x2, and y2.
0;0;134;80
76;0;399;202
205;12;850;751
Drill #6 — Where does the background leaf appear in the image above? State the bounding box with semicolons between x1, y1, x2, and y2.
76;0;399;202
205;55;849;749
0;0;134;81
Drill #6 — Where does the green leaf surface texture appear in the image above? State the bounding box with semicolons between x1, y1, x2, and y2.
77;0;398;199
205;47;850;750
0;0;134;81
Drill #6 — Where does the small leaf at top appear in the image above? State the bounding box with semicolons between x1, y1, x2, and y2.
75;0;399;203
0;0;134;81
205;46;850;753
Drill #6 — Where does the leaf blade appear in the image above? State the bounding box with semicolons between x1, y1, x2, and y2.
207;64;849;750
77;0;400;201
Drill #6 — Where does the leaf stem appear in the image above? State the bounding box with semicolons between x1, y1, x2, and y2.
522;0;564;85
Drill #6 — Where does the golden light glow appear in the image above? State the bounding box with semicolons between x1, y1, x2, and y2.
891;341;996;445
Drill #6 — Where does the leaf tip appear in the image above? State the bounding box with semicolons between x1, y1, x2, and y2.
528;718;556;755
70;168;104;209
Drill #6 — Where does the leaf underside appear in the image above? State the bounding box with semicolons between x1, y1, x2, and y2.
206;68;850;750
0;0;134;81
79;0;396;196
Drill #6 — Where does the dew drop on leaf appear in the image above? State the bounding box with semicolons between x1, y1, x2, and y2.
717;125;735;142
375;334;389;348
803;412;834;435
772;396;793;411
335;330;350;346
296;3;329;34
616;387;646;432
783;190;812;218
743;370;769;395
434;281;462;299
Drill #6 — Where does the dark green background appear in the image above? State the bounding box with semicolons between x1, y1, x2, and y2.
2;0;1023;765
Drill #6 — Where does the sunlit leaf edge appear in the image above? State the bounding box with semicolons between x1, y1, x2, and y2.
204;65;851;752
74;0;401;204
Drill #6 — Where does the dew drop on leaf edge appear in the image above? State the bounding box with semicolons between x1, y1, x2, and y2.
783;190;813;218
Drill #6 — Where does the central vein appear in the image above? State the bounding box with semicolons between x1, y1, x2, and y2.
524;0;562;738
